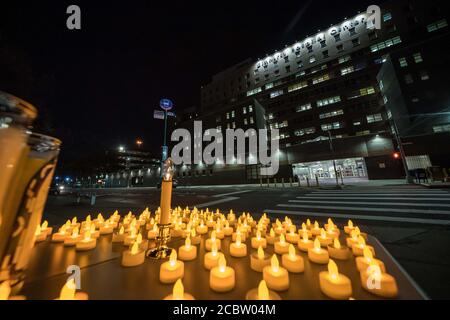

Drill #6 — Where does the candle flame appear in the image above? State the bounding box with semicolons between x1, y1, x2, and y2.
348;220;353;228
271;255;279;273
59;279;76;300
211;231;216;241
363;246;373;261
302;223;307;232
136;233;143;244
257;246;264;259
119;226;125;235
90;224;95;233
185;236;191;248
357;236;366;247
42;220;48;229
258;280;269;300
270;228;275;237
72;227;79;238
86;215;91;223
84;229;91;241
72;217;77;225
314;221;319;229
289;226;295;234
289;244;296;258
328;259;339;280
302;232;309;242
306;219;311;227
314;238;321;251
131;241;139;255
334;237;341;249
218;255;226;272
256;230;261;240
212;242;218;256
191;229;196;237
169;249;177;266
35;225;41;236
320;228;326;239
236;234;241;246
0;281;11;300
173;279;184;300
280;233;285;244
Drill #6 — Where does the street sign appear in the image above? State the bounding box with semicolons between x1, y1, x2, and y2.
153;110;176;120
160;98;173;111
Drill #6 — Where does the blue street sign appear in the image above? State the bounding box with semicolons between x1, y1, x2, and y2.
160;98;173;111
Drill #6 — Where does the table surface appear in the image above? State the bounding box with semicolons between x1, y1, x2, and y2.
21;230;427;300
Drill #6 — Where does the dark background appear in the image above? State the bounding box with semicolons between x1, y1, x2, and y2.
0;0;379;173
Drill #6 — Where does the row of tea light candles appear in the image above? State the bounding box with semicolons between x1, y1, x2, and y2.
29;206;398;300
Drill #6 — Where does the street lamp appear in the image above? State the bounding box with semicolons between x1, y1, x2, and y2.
118;145;125;153
136;139;143;148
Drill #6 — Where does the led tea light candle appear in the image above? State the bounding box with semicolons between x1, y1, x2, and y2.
135;233;148;251
160;250;184;283
206;216;215;228
274;234;289;255
299;223;312;238
196;220;208;235
124;227;138;246
311;221;322;236
223;221;233;236
56;279;88;300
356;247;386;273
34;225;47;243
325;224;340;239
214;225;225;239
328;238;350;260
352;236;375;257
232;228;247;242
122;241;145;267
263;255;289;291
266;228;277;245
246;280;281;300
205;231;221;251
250;246;271;272
99;220;114;235
360;263;398;298
346;229;360;248
318;229;333;247
147;217;156;230
190;229;201;245
308;238;329;264
319;259;352;300
148;225;158;240
209;255;235;292
112;226;126;243
71;217;80;228
51;225;68;242
178;236;197;261
286;226;300;244
344;220;355;234
282;244;304;273
164;279;195;300
298;232;314;252
274;220;285;235
40;220;53;237
64;227;82;246
204;242;224;270
230;234;247;257
251;230;267;249
76;229;97;251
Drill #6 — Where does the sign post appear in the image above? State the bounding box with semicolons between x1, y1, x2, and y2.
159;99;174;178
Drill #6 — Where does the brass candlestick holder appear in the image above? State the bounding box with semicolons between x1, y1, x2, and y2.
146;223;172;259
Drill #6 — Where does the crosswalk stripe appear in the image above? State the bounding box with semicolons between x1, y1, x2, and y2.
264;209;450;226
276;203;450;215
288;199;450;208
296;196;450;201
307;193;449;197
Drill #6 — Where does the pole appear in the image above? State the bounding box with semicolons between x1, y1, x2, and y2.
391;119;414;183
328;130;339;187
161;110;168;179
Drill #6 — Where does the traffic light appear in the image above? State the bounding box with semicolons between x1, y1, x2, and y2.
393;152;400;159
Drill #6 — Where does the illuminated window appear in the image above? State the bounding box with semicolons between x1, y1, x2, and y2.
250;117;254;124
383;12;392;22
420;70;430;80
370;36;402;52
288;81;308;92
312;74;330;84
413;53;423;63
244;118;248;125
348;86;376;99
246;87;262;96
319;109;344;119
309;56;316;63
248;105;253;113
427;19;448;32
242;106;247;114
399;57;408;67
295;103;312;113
268;113;274;120
341;66;354;75
270;90;284;98
294;127;315;136
366;113;383;123
265;82;273;89
338;55;351;64
321;122;342;131
433;123;450;133
317;96;341;107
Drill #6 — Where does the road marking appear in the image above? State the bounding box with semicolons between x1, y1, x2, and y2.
289;199;450;208
264;209;450;226
193;197;240;208
297;196;450;201
212;190;253;198
276;204;450;215
307;193;449;196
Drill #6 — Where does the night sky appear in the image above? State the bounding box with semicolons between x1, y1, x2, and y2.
0;0;378;173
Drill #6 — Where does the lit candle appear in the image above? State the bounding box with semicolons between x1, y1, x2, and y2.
75;229;97;251
51;225;68;242
209;255;235;292
282;244;304;273
205;231;221;251
298;231;314;252
251;230;267;249
327;238;350;260
308;238;329;264
147;224;158;240
159;158;174;226
122;241;145;267
135;233;148;251
34;225;47;243
319;259;352;300
229;234;247;257
274;234;289;254
124;227;138;246
196;220;208;235
344;220;355;234
356;247;385;273
164;279;195;300
40;220;53;236
286;226;300;244
56;279;88;300
204;242;224;270
318;229;333;247
250;246;271;272
311;221;322;236
99;220;114;235
352;236;375;257
346;229;360;248
160;250;184;284
263;255;289;291
190;228;201;245
274;220;285;235
64;227;82;246
245;280;281;300
223;221;233;236
266;228;277;245
214;225;225;239
178;236;197;261
112;226;126;243
206;215;215;228
88;224;100;239
360;263;398;298
171;223;184;238
299;223;312;238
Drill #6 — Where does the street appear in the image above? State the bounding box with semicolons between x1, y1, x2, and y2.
42;183;450;299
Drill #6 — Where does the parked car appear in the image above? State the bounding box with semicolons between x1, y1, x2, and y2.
156;179;178;189
49;184;72;195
